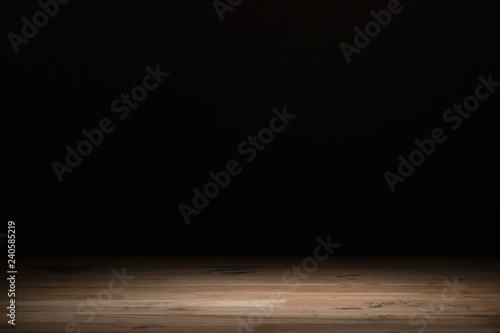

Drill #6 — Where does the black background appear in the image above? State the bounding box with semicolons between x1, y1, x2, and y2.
3;0;500;256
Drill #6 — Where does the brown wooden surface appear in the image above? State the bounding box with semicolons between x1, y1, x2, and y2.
2;257;499;332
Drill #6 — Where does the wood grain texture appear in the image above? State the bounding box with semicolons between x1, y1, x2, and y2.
2;257;499;332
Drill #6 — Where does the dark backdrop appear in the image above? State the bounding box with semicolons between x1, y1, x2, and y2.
3;0;500;256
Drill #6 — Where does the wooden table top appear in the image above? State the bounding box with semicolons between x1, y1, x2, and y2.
3;257;499;332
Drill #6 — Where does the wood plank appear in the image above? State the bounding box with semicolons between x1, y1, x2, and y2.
1;257;499;332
